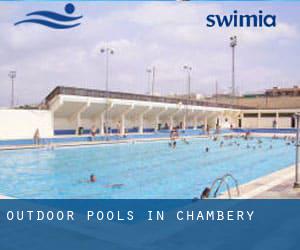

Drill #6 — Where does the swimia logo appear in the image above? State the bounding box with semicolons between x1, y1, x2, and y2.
206;10;276;28
14;3;83;29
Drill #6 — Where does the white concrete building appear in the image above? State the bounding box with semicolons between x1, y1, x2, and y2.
46;87;240;135
1;86;300;140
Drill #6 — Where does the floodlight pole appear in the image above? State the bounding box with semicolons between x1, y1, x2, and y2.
183;65;192;100
100;47;114;137
101;47;114;93
215;80;218;103
183;65;192;129
146;68;152;95
230;36;237;99
294;113;300;188
152;66;156;96
8;71;16;108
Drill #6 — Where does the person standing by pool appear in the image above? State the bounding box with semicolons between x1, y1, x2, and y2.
90;125;97;140
206;126;210;135
116;121;121;135
33;128;40;145
272;119;277;129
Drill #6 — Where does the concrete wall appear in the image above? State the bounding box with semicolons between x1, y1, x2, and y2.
0;109;53;140
278;117;291;128
259;117;275;128
54;117;76;130
242;117;292;128
205;96;300;109
242;118;259;128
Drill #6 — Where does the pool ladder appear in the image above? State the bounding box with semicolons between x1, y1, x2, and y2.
209;173;240;199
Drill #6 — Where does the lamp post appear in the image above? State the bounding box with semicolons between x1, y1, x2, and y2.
230;36;237;98
8;71;16;108
294;113;300;188
146;66;156;95
152;66;156;96
183;65;192;103
100;47;114;93
146;68;152;95
100;47;114;136
183;65;192;130
215;80;218;103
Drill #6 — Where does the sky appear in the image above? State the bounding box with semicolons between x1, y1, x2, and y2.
0;1;300;106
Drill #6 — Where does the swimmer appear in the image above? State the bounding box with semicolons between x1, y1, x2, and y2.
200;187;211;199
182;138;190;145
173;141;177;149
90;174;96;183
106;184;124;189
205;147;209;153
78;174;97;184
246;144;250;149
46;144;55;150
269;145;272;149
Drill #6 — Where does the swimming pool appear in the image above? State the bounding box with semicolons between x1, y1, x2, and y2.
0;136;295;198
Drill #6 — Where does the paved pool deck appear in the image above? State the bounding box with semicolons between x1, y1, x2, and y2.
220;165;300;199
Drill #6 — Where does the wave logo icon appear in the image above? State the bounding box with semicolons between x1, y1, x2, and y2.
14;3;82;29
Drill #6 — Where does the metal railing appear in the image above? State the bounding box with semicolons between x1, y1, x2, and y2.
45;86;251;109
209;173;240;198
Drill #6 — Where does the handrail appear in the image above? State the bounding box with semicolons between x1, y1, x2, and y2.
210;177;232;198
222;173;240;197
209;173;240;198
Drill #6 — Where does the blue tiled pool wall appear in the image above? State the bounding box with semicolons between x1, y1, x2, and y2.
233;128;297;134
1;129;208;147
0;128;296;147
54;128;155;135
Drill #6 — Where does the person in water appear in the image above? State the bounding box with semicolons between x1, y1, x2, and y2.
205;147;209;153
90;174;96;183
182;138;190;144
201;187;211;199
168;141;177;148
105;184;124;189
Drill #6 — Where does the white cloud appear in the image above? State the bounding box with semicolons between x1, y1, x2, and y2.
0;2;300;106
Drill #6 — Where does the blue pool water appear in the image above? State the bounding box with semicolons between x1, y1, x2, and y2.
0;137;295;198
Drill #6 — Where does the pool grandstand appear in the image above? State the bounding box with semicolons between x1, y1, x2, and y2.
45;86;241;136
0;86;300;147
